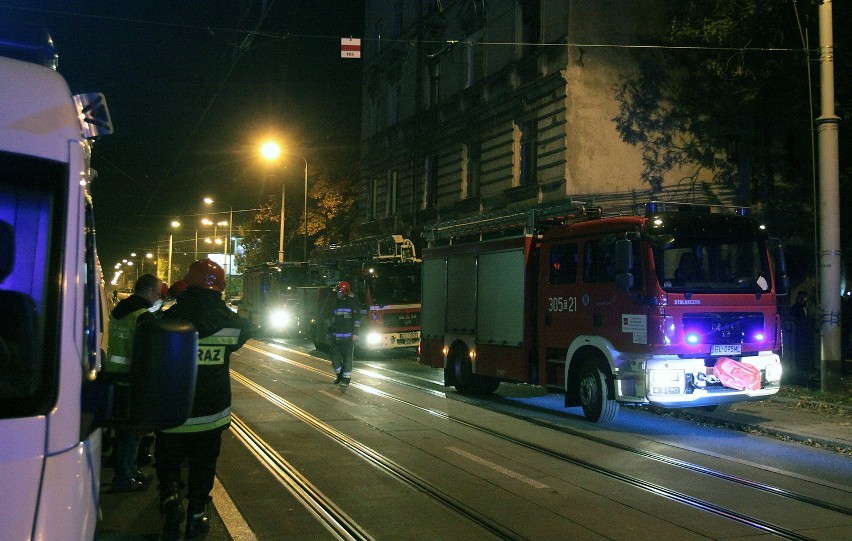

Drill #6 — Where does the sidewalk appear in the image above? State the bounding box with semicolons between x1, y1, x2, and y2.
695;394;852;453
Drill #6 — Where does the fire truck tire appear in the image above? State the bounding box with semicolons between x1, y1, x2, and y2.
578;363;619;424
449;347;499;395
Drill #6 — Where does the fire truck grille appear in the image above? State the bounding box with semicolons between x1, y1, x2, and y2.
382;312;420;328
682;312;764;344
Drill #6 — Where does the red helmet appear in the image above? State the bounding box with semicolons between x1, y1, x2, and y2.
168;279;187;299
159;282;169;299
336;280;351;296
184;259;225;292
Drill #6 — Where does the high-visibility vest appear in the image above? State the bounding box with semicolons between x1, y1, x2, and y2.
161;327;242;434
104;307;149;373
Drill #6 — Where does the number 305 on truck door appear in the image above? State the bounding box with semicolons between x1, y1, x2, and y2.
547;296;577;312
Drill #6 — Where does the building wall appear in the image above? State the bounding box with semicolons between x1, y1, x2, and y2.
358;0;728;244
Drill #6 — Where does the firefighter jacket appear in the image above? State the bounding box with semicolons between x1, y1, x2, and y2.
329;294;362;340
105;294;155;373
161;286;250;434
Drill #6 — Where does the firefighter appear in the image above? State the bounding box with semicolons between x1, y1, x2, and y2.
155;259;251;539
105;273;164;492
328;280;362;385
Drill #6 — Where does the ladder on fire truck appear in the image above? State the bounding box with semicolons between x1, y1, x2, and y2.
311;234;419;264
424;200;600;245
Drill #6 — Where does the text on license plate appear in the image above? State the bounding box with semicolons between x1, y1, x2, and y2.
711;344;741;356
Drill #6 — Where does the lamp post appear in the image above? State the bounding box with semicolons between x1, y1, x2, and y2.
203;197;233;278
259;140;308;262
168;220;180;285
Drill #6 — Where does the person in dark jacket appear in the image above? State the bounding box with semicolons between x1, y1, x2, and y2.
328;280;362;385
105;273;164;492
155;259;251;539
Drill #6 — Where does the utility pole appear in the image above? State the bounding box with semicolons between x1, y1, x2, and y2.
816;0;841;392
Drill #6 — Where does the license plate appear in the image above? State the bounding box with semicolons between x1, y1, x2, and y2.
711;344;741;356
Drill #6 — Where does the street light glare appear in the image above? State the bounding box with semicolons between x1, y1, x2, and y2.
171;220;181;228
203;197;214;204
260;140;282;161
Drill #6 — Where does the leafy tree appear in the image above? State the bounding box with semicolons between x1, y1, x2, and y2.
613;0;849;288
235;164;359;268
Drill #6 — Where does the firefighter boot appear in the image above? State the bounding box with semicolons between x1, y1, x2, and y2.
333;371;343;384
159;484;185;541
185;496;212;538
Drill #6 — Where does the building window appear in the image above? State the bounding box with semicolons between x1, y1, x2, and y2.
466;35;485;88
392;1;403;39
424;156;438;208
428;61;440;109
464;142;481;199
388;84;400;126
369;178;379;221
519;119;537;186
386;169;398;216
521;0;542;56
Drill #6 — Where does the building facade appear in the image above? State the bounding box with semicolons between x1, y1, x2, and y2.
358;0;731;245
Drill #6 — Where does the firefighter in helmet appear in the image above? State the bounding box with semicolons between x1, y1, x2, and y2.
328;280;362;385
155;259;251;539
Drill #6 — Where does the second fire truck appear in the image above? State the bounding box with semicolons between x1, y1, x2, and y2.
305;235;422;351
420;201;788;423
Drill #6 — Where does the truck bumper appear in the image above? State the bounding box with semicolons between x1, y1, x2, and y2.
614;352;782;408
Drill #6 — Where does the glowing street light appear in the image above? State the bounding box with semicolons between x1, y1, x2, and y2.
259;139;308;262
168;220;180;285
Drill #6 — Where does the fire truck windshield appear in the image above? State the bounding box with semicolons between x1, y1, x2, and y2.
654;238;771;293
364;263;421;306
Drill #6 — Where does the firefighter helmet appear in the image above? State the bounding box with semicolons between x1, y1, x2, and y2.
336;280;351;296
168;279;187;299
184;259;226;292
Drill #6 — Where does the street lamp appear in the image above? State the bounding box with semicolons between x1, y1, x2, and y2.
259;140;309;261
168;220;180;285
203;197;233;278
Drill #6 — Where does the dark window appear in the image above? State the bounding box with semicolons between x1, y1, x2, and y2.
521;0;541;55
466;142;480;198
519;120;537;186
549;243;578;284
584;240;616;283
424;156;437;208
386;169;398;216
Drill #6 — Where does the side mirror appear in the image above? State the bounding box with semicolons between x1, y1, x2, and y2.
768;238;789;296
129;318;198;431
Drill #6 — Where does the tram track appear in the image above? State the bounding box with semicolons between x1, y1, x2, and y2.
237;341;849;540
231;369;528;541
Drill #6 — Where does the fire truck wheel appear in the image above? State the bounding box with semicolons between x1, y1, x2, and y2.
448;346;498;395
578;363;619;424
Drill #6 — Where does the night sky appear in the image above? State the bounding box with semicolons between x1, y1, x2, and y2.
0;1;364;270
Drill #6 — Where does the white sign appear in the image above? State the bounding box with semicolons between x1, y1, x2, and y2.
341;38;361;59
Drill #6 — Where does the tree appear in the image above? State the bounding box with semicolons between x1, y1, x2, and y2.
235;164;359;268
613;0;850;290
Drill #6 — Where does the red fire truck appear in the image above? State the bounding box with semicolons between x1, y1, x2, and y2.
420;201;788;423
238;262;312;338
306;235;421;351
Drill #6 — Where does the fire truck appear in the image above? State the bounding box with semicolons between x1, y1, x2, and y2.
306;235;422;351
238;262;313;338
420;201;788;423
0;27;196;539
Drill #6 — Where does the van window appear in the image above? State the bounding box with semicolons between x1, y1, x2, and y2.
0;151;66;418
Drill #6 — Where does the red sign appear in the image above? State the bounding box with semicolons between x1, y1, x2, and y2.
341;38;361;59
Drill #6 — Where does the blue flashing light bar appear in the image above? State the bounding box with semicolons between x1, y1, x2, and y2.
0;22;58;69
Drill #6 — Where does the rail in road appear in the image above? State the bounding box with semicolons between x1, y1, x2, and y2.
212;340;852;540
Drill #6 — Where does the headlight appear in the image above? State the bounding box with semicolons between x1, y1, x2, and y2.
764;362;783;382
366;332;382;345
649;368;684;395
268;309;291;328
